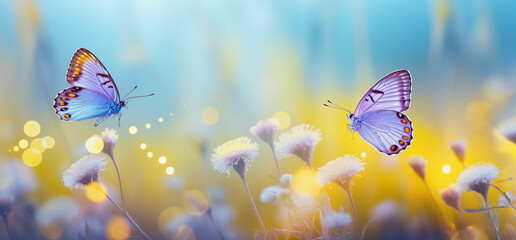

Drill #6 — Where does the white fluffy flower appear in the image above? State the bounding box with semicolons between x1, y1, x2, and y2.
408;155;427;180
456;162;500;197
325;207;352;229
211;137;259;177
99;128;118;158
279;173;293;189
35;195;79;227
0;160;37;196
440;184;462;211
276;124;321;167
499;118;516;144
316;155;364;191
449;139;467;164
260;186;289;203
62;155;107;190
250;118;279;147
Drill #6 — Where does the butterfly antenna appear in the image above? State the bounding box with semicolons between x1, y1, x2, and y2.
124;93;155;100
122;86;138;100
323;100;351;114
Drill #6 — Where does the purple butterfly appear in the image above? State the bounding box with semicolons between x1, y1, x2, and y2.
53;48;153;126
325;70;413;155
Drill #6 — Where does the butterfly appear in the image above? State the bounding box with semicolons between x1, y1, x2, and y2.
325;70;413;155
53;48;153;126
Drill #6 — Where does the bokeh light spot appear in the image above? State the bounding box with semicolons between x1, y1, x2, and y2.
39;222;62;240
30;138;46;153
202;107;219;125
106;216;130;240
147;152;153;158
183;190;209;215
273;111;291;129
22;148;42;167
158;117;164;123
42;136;55;149
13;146;19;152
159;156;167;164
129;126;138;134
292;168;318;196
166;166;175;175
85;136;104;154
361;152;367;158
140;143;147;150
24;120;41;137
145;123;151;129
85;182;107;203
442;164;451;174
158;207;184;235
19;139;29;149
175;225;195;240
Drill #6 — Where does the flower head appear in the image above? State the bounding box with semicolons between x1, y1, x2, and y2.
99;128;118;158
408;155;427;181
250;118;279;147
260;186;289;203
316;155;364;191
325;207;352;230
211;137;259;178
279;173;293;189
440;184;462;211
276;124;321;168
62;155;107;190
450;139;467;165
456;162;500;198
499;118;516;144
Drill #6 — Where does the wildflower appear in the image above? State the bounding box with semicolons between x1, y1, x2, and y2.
499;118;516;144
450;139;467;166
498;191;514;207
276;124;321;168
456;162;500;197
250;118;279;147
316;155;364;191
62;155;107;190
408;155;426;181
325;207;352;230
260;186;286;203
211;137;259;178
99;128;118;159
35;195;79;227
279;173;293;189
440;184;462;211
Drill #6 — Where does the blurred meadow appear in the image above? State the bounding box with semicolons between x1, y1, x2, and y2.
1;0;516;239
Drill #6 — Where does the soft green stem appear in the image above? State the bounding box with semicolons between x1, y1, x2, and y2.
346;190;358;240
108;154;126;212
104;192;151;240
287;198;322;237
241;177;266;233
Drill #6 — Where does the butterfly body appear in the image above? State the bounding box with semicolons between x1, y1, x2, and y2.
327;70;413;155
53;49;127;126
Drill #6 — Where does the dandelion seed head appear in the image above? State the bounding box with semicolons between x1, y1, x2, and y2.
276;123;321;167
316;155;364;191
279;173;293;189
325;207;352;230
249;118;279;147
211;137;259;177
456;162;500;196
260;186;289;204
408;155;427;180
99;128;118;158
439;184;461;211
450;139;467;163
62;155;107;190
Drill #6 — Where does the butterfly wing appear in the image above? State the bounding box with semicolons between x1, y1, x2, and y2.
53;86;112;122
354;70;411;116
66;48;120;104
355;110;413;155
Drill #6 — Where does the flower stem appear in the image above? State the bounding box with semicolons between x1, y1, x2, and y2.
104;192;151;240
108;154;126;211
346;190;358;240
207;208;225;240
423;181;451;234
483;194;503;240
241;177;266;233
2;215;9;240
269;144;282;177
458;209;468;228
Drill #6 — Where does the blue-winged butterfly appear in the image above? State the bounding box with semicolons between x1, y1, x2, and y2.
325;70;413;155
53;48;153;126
